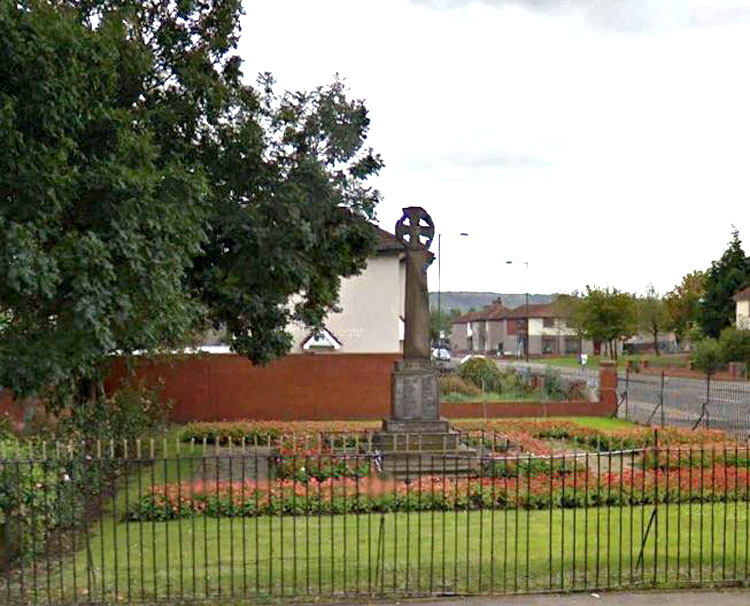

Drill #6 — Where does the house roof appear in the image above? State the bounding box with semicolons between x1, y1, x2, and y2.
452;300;575;324
733;286;750;302
452;309;486;324
373;225;433;258
375;226;406;253
452;302;508;323
503;302;564;319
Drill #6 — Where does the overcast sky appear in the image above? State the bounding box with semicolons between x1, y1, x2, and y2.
239;0;750;297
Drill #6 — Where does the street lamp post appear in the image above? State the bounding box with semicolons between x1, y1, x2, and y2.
506;260;530;362
437;232;469;347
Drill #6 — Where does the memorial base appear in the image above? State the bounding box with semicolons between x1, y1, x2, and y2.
369;359;477;478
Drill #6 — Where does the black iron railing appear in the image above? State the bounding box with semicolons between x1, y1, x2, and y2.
2;437;750;603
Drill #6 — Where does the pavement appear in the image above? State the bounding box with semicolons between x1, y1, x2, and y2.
359;589;750;606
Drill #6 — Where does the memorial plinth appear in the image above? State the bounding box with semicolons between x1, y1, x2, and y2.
371;208;464;470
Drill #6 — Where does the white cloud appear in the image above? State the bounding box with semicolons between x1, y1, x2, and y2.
238;0;750;297
409;0;750;32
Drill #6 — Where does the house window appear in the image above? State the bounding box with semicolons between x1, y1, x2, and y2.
564;336;581;354
542;336;559;354
301;328;342;351
543;318;555;328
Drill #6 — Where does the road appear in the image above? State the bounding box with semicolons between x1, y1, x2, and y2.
494;360;750;438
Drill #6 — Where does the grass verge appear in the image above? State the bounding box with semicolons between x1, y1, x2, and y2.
22;502;750;602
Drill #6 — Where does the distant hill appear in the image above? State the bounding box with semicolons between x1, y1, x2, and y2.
429;292;557;313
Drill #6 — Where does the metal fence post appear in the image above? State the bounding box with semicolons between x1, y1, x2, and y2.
660;371;665;428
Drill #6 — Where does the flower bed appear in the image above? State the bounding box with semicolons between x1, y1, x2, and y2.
127;464;750;521
454;420;732;453
180;419;736;457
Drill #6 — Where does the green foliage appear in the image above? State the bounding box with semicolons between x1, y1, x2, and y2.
273;457;371;483
181;422;281;446
664;271;705;344
0;1;382;404
697;229;750;338
457;357;502;391
637;284;668;355
692;338;723;375
430;307;461;344
58;382;171;448
691;328;750;374
451;363;577;402
439;374;481;396
717;327;750;370
575;286;638;360
541;368;568;400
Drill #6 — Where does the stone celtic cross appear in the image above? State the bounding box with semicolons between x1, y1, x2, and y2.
395;206;435;251
395;207;434;360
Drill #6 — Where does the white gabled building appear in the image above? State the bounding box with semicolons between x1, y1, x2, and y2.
287;227;407;354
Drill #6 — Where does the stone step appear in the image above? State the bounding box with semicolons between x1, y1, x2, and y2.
371;432;462;452
376;453;481;480
382;454;481;480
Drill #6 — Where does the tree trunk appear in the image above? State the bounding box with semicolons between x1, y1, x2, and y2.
652;326;660;356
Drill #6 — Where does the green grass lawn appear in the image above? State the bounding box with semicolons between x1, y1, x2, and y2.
442;392;541;403
541;355;690;370
452;416;637;431
25;502;750;603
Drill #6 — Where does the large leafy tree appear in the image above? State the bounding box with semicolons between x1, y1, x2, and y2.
637;284;667;356
697;229;750;339
0;1;382;403
575;286;638;360
664;270;705;346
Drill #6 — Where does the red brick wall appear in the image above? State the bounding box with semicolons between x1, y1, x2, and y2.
0;390;19;422
106;353;401;422
2;355;618;424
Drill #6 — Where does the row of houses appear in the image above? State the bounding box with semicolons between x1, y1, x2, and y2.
449;300;684;357
449;300;596;357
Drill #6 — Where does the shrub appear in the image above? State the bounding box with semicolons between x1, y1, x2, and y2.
718;327;750;371
458;357;502;391
541;369;567;401
692;338;723;375
439;375;481;396
53;383;171;457
0;440;84;563
0;383;171;565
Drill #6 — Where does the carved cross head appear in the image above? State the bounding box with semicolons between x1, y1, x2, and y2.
394;207;435;250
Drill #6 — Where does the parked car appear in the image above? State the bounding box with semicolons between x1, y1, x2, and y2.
460;353;485;364
431;347;452;362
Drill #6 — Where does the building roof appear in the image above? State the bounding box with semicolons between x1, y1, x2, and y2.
373;225;432;258
503;302;565;319
733;286;750;302
375;226;406;253
452;302;508;323
451;300;576;324
452;309;486;324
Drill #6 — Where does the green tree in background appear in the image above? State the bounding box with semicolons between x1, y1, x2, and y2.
664;271;705;347
0;1;382;407
430;308;461;345
697;229;750;339
575;287;637;360
637;284;668;355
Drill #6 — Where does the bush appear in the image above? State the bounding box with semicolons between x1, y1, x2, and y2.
541;369;567;401
692;338;723;374
439;375;481;396
58;382;172;450
457;357;501;391
718;327;750;370
0;383;172;565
